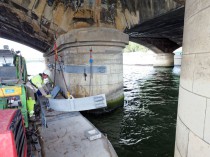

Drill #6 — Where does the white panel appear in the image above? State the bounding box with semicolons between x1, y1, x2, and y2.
49;94;107;112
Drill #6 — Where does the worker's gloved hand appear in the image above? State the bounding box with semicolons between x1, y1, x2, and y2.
45;94;52;98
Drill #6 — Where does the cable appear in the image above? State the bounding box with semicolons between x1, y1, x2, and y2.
58;56;71;98
89;48;93;96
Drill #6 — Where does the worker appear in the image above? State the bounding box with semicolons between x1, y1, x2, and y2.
26;69;52;98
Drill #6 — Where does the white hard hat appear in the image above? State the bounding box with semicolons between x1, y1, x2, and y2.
43;69;51;76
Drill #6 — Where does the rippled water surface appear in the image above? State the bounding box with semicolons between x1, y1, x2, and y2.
88;65;180;157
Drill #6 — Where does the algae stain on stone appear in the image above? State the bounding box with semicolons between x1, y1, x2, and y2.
107;95;124;108
73;84;89;97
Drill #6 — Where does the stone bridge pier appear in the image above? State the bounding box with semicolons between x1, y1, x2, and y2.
45;27;128;107
0;0;184;107
175;0;210;157
153;53;174;67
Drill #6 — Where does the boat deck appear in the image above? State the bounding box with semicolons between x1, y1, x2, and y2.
37;97;117;157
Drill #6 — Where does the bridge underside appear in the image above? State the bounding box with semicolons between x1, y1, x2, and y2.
128;7;184;53
0;1;184;53
0;4;52;52
0;0;185;106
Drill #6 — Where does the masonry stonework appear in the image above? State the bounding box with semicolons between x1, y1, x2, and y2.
45;27;128;107
175;1;210;156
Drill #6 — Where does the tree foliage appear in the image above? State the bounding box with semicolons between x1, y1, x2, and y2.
124;41;149;53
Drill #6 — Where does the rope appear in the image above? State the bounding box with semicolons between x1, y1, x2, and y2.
50;9;58;88
53;35;58;88
89;48;93;96
58;56;72;98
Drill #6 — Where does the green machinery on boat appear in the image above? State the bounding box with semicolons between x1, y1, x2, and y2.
0;50;29;127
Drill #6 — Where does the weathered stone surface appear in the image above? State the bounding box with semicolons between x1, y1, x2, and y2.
0;0;184;53
46;28;128;103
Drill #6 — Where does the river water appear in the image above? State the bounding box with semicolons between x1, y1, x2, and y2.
88;65;180;157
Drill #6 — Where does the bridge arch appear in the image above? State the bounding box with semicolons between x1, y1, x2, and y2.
129;38;178;67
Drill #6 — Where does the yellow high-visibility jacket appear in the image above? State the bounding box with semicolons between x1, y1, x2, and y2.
31;74;44;88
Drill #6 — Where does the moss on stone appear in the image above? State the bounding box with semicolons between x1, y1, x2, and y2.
107;95;124;109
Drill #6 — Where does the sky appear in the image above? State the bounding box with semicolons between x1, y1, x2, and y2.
174;47;182;54
0;38;44;59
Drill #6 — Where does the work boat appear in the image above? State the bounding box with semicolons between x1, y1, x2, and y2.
0;47;118;157
37;92;118;157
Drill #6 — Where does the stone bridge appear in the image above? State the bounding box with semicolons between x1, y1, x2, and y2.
0;0;184;53
0;0;185;101
2;1;210;157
